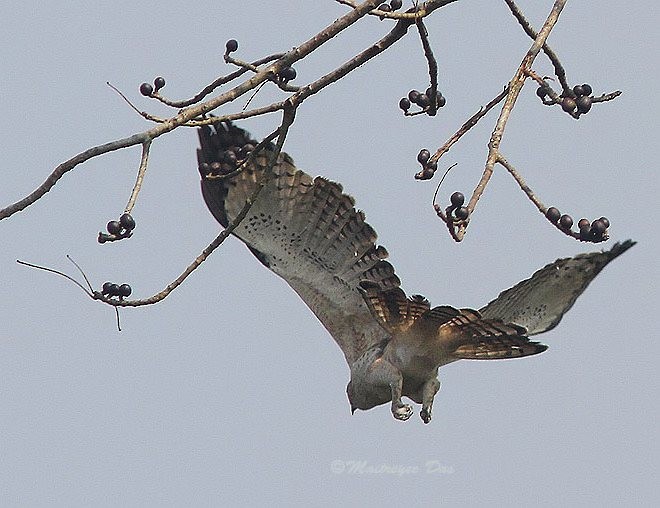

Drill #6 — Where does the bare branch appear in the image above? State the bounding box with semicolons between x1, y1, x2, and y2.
453;0;568;241
125;141;151;215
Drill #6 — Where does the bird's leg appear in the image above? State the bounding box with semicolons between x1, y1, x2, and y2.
389;375;412;421
419;378;441;424
372;359;412;421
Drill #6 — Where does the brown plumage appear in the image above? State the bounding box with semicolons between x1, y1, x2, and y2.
197;122;634;423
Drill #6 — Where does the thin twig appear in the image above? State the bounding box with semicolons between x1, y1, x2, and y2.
504;0;570;92
125;140;151;214
415;17;438;115
152;53;284;109
66;255;94;292
416;86;509;180
16;259;93;296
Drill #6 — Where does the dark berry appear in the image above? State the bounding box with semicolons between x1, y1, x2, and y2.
578;218;590;230
426;160;437;172
576;96;592;114
561;97;576;113
455;207;469;220
598;216;610;228
390;0;402;9
139;82;153;97
416;93;430;108
436;94;446;108
378;3;391;11
590;219;607;235
579;226;591;241
225;39;238;53
118;284;132;298
545;207;561;223
450;192;465;208
399;97;411;111
581;83;593;96
153;76;166;91
224;150;238;165
106;220;122;235
108;283;120;297
408;90;420;103
119;213;135;231
573;84;585;97
559;214;573;230
417;149;430;165
536;87;548;99
279;66;296;81
102;282;114;295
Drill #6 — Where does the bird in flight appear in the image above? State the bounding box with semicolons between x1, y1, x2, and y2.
197;122;634;423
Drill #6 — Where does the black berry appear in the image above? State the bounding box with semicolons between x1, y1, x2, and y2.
545;207;561;223
106;220;122;235
581;83;593;96
450;192;465;208
279;66;296;81
576;96;592;114
536;87;548;99
417;149;430;165
102;282;114;295
416;93;430;108
598;216;610;228
578;218;590;230
436;94;446;108
399;98;411;111
119;213;135;231
455;207;469;220
390;0;403;9
378;3;391;11
559;214;573;230
573;84;585;97
139;83;153;97
118;284;132;298
408;90;420;103
225;39;238;53
590;219;607;235
108;283;120;297
153;76;166;91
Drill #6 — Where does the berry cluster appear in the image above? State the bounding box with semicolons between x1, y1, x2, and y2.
98;213;136;243
139;76;166;97
537;82;594;117
545;206;609;241
416;148;437;180
101;281;132;299
198;122;259;178
449;191;469;220
378;0;403;12
400;87;446;114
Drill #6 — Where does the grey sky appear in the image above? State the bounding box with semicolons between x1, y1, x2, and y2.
1;1;658;506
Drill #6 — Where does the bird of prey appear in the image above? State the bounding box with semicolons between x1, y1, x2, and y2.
197;122;634;424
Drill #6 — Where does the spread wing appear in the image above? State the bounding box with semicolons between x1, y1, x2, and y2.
197;122;399;365
359;282;547;361
479;240;635;335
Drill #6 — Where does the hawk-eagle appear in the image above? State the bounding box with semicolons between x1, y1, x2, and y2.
197;122;634;423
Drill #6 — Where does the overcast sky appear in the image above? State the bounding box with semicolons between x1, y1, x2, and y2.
1;1;658;506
